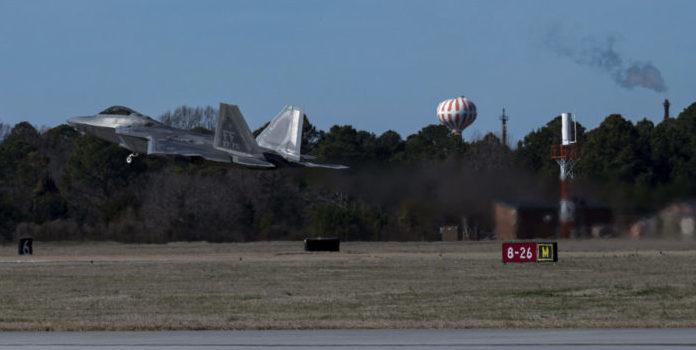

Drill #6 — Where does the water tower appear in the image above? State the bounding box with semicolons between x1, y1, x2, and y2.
436;96;477;138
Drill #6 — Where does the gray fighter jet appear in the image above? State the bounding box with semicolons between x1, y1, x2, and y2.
67;103;347;169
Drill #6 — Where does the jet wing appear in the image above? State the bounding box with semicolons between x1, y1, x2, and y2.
116;125;275;168
298;161;349;169
115;126;232;163
231;155;276;168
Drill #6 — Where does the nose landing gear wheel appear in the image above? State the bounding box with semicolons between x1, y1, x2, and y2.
126;153;139;164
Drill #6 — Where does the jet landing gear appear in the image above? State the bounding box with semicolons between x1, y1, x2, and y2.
126;153;139;164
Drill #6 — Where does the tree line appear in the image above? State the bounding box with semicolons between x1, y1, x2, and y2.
1;101;695;242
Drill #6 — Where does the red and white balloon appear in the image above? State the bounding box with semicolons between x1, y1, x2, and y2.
436;96;477;136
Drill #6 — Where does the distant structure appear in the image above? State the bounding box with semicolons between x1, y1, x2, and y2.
663;99;671;121
439;225;459;241
495;201;557;240
551;113;579;239
494;200;613;240
436;96;477;137
500;108;508;147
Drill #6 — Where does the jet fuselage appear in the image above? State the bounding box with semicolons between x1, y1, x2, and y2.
67;107;159;154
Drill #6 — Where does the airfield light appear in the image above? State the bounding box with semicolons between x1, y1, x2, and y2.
551;113;579;239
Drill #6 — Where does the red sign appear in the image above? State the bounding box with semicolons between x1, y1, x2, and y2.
502;242;538;263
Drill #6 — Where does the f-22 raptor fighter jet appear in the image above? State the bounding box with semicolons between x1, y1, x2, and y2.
67;103;347;169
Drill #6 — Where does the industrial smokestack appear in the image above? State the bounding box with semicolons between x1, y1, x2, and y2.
663;99;671;121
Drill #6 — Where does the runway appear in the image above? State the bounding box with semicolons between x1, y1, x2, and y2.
0;329;695;349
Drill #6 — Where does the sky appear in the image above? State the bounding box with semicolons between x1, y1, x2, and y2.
0;0;694;143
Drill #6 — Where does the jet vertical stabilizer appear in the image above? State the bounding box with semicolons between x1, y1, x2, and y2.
256;105;303;162
213;103;263;157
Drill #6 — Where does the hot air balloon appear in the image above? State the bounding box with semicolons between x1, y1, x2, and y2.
436;96;477;136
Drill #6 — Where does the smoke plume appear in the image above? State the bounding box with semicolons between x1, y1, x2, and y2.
544;25;667;93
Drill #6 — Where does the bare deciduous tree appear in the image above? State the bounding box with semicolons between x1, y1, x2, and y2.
0;121;10;141
159;105;217;131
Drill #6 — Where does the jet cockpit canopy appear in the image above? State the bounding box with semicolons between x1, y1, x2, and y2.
99;106;143;116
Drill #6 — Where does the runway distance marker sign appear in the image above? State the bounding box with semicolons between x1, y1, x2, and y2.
502;241;557;263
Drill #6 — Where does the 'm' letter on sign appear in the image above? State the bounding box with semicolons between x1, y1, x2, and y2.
536;242;558;262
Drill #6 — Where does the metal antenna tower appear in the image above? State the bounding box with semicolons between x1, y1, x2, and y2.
500;108;508;147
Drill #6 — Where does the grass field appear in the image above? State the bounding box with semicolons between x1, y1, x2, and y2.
1;240;696;330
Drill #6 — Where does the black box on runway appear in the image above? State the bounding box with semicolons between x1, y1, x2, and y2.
304;237;340;252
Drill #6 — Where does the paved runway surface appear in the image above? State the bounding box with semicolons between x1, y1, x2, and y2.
0;329;695;349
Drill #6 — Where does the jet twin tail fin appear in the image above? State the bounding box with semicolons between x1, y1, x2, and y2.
213;103;263;157
255;105;303;162
214;102;348;170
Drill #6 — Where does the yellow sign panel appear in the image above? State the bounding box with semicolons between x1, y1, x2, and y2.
536;242;557;262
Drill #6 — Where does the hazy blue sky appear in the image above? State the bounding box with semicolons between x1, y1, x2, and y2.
0;0;693;142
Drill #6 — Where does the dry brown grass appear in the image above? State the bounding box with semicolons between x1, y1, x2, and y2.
1;240;695;330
